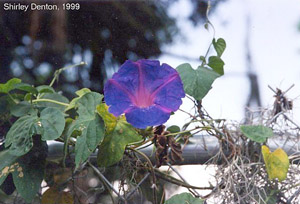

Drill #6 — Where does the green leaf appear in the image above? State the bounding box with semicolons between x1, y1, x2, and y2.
12;140;46;203
97;106;142;167
36;85;55;94
24;93;33;101
0;150;19;174
167;125;180;133
208;56;224;75
66;88;91;111
213;38;226;57
13;83;38;95
68;92;105;168
0;78;21;93
75;88;91;97
37;93;69;111
0;175;8;188
5;115;38;156
11;93;26;101
0;96;12;115
73;115;104;167
165;192;204;204
75;92;103;120
40;107;65;140
10;101;36;117
0;150;19;186
240;125;274;143
177;63;220;100
262;145;289;182
5;107;64;155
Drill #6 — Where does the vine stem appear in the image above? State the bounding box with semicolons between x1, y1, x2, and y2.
88;161;123;203
32;98;69;107
166;163;200;197
129;147;157;204
36;62;87;100
164;126;211;136
200;0;216;67
49;62;87;87
7;93;17;104
125;172;150;200
130;137;154;150
154;168;214;191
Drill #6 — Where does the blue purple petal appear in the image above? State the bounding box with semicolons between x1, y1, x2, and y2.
125;105;170;129
153;75;185;111
104;80;134;116
137;60;178;93
111;60;140;96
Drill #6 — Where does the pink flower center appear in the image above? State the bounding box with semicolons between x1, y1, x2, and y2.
134;89;154;108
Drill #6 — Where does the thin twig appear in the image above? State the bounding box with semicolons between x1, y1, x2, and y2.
88;161;125;203
125;172;150;200
154;169;214;191
283;84;295;95
166;163;201;197
129;148;157;204
268;85;276;94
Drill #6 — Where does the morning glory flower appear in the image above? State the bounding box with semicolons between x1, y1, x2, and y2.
104;59;185;129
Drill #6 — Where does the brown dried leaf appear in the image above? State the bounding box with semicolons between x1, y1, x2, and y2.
168;137;183;163
42;187;74;204
155;134;169;168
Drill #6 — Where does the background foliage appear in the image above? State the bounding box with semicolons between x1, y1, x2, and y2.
0;0;224;94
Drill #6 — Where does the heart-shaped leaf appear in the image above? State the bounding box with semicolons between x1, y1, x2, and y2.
208;56;224;75
167;125;180;133
68;92;105;168
213;38;226;57
5;107;65;156
10;101;36;117
177;63;220;100
97;104;142;167
0;78;21;93
13;83;38;95
262;145;289;182
165;192;204;204
12;139;47;203
36;85;55;94
97;103;117;134
241;125;273;143
5;115;38;156
40;107;65;140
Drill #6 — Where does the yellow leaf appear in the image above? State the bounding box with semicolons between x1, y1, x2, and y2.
261;145;289;182
97;103;117;134
42;187;74;204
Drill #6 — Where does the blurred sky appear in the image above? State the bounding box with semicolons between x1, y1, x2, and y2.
160;0;300;126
